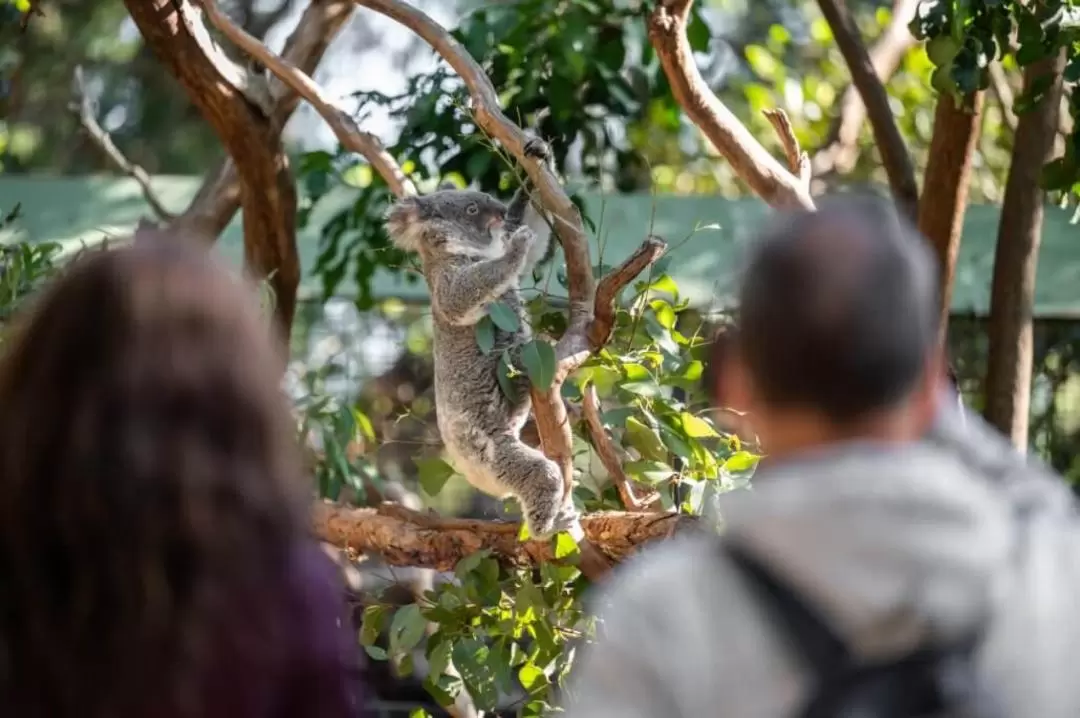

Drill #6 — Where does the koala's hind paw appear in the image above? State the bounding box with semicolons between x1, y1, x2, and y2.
524;136;551;161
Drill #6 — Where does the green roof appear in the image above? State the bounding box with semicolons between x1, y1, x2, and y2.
2;174;1079;317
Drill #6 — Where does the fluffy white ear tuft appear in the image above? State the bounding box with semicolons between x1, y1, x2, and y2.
384;197;424;252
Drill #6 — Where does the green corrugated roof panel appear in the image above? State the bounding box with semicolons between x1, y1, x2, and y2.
2;174;1079;317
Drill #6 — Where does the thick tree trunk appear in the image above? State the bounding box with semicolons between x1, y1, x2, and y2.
917;91;984;345
984;51;1067;451
124;0;299;338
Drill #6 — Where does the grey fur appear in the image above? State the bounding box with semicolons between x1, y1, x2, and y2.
383;151;574;539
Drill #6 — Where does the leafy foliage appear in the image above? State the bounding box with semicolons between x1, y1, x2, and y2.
299;0;713;307
911;0;1080;210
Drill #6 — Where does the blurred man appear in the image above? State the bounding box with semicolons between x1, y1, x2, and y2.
561;195;1080;718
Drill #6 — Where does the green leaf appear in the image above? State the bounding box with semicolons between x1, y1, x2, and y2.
389;604;427;654
681;412;719;438
620;380;663;398
475;315;495;354
455;548;493;578
518;661;548;693
553;531;580;559
452;639;499;710
625;417;668;462
427;637;453;679
722;451;759;473
361;604;392;646
925;35;960;67
365;644;388;661
496;351;520;402
488;300;520;332
416;457;456;496
520;339;556;390
623;459;673;484
687;7;711;52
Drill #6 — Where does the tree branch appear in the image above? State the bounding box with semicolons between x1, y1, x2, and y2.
985;50;1067;450
196;0;417;198
125;0;299;337
314;502;693;570
70;66;176;222
987;62;1019;133
811;0;919;181
171;0;355;240
762;108;811;181
646;0;814;210
582;386;662;512
917;91;984;346
587;236;668;350
814;0;918;218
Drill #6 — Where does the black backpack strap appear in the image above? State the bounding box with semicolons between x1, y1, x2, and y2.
722;538;991;718
724;539;853;675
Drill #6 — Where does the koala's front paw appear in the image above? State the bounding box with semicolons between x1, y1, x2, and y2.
508;225;536;258
524;136;551;161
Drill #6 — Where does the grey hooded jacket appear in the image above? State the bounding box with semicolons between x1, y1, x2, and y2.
561;396;1080;718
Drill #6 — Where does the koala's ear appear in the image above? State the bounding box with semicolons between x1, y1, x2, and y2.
384;197;424;252
437;179;458;191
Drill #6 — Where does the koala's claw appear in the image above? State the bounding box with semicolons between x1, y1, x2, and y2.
524;136;551;161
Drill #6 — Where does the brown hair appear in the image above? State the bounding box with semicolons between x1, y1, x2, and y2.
0;239;309;717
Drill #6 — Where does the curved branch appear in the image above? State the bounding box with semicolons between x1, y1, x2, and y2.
71;66;176;222
646;0;814;210
172;0;355;239
124;0;299;336
588;236;668;350
314;502;693;570
811;0;919;181
815;0;917;218
762;108;811;181
196;0;417;198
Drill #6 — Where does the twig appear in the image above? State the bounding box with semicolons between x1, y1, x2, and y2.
582;386;663;512
987;62;1019;133
195;0;417;198
70;66;175;222
314;501;695;570
815;0;918;218
19;0;44;31
646;0;815;210
588;236;668;350
762;108;811;183
811;0;919;180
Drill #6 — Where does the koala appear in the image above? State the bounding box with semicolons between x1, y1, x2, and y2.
383;140;576;539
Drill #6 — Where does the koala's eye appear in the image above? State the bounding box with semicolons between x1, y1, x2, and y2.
465;203;479;215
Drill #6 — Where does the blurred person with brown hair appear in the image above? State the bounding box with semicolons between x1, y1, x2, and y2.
0;238;365;718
